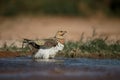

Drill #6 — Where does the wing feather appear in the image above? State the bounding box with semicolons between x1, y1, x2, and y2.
23;38;58;49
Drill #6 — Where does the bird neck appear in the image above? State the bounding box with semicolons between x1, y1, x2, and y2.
54;35;65;44
56;38;65;44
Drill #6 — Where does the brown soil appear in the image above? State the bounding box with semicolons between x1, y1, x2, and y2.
0;51;32;58
0;51;20;58
0;51;120;59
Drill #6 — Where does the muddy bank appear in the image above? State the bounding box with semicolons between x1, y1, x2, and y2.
0;51;32;58
0;51;120;59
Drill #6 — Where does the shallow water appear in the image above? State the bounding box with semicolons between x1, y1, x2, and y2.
0;57;120;80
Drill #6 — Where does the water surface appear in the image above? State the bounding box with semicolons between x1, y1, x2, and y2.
0;57;120;80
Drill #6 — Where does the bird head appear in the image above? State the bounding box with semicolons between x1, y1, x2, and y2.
54;31;67;44
55;31;67;39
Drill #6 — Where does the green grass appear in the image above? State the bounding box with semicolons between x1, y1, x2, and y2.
57;28;120;59
59;36;120;59
0;36;120;59
0;41;30;54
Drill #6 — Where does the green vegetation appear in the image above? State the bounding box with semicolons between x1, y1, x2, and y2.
0;0;120;17
0;42;30;53
60;38;120;59
57;29;120;59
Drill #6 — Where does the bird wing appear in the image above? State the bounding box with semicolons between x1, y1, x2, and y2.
34;38;58;49
23;38;58;49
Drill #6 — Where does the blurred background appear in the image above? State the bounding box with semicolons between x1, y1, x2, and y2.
0;0;120;41
0;0;120;17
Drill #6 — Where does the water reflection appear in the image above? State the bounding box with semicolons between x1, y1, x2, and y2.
0;57;120;80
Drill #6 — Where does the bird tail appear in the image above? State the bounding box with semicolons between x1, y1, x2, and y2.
22;39;41;49
23;39;33;43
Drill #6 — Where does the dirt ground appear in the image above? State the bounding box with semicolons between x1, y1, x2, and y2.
0;16;120;41
0;51;21;58
0;51;32;58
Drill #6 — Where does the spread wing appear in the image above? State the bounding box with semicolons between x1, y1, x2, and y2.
23;38;58;49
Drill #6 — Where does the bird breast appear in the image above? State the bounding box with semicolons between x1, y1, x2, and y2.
33;42;64;59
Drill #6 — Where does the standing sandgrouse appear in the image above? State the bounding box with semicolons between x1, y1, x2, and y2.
23;31;67;59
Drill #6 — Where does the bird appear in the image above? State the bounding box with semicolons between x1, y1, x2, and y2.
22;31;67;59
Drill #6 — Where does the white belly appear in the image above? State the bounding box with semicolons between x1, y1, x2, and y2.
33;42;64;59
